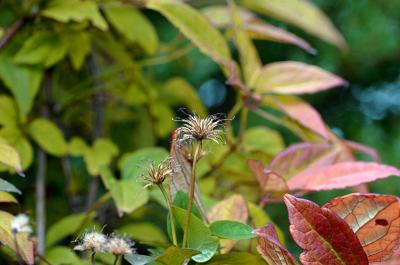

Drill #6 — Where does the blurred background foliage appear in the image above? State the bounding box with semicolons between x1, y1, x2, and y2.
0;0;400;264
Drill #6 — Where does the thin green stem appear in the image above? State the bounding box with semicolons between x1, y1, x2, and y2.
159;184;178;246
91;252;96;265
238;107;249;140
113;255;119;265
182;140;202;248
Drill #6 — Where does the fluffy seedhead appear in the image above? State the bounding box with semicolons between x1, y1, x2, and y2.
74;231;107;253
176;114;225;144
144;161;172;187
106;234;135;256
11;214;32;234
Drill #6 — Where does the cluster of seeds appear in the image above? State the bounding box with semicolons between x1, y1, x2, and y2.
74;231;134;256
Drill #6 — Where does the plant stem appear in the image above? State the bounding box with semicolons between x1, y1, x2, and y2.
36;148;47;255
159;184;178;246
91;252;96;265
113;255;119;265
182;140;202;248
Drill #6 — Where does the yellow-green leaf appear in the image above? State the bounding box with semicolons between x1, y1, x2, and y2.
0;95;18;128
229;0;261;86
64;31;91;70
103;3;158;55
243;126;284;156
253;61;347;94
27;118;68;156
0;140;23;173
0;191;18;203
156;247;199;265
84;138;118;176
239;0;346;49
147;0;231;72
0;128;33;170
43;247;81;265
42;0;108;30
119;222;168;244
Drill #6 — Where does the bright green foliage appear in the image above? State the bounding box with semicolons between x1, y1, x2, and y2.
210;220;256;240
0;140;22;173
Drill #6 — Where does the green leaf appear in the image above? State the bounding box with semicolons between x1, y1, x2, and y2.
243;126;284;156
125;254;155;265
85;138;119;176
14;31;68;67
192;236;219;263
205;252;267;265
239;0;346;49
0;178;21;194
100;168;149;214
44;247;81;265
68;137;89;156
150;102;175;137
0;95;18;128
0;54;43;122
119;222;168;244
155;246;199;265
103;3;158;55
0;191;18;203
42;0;108;31
173;191;202;219
0;211;35;264
64;31;91;70
119;147;169;180
210;220;256;239
229;0;261;86
27;118;68;156
147;0;231;72
161;77;207;117
0;139;23;173
46;212;95;247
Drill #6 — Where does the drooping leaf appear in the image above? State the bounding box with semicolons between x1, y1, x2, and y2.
0;140;23;173
42;0;108;30
63;31;91;70
210;220;255;240
46;212;95;247
103;3;158;55
269;95;331;140
147;0;231;72
254;61;347;94
345;140;380;162
255;223;299;265
270;142;341;180
288;161;400;191
239;0;346;49
0;178;21;194
0;128;33;170
27;118;68;156
100;168;149;215
14;31;68;67
228;0;262;86
155;246;199;265
245;21;315;54
0;54;43;122
169;131;207;219
119;147;169;180
207;194;249;253
283;194;368;265
0;191;18;203
201;5;255;28
248;160;288;194
324;193;400;262
0;211;35;264
192;236;219;263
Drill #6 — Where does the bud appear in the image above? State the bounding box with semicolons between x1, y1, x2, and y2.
144;161;172;187
177;114;224;144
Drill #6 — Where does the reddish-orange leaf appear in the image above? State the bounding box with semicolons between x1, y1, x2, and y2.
283;194;368;265
270;142;342;180
248;160;288;194
274;96;331;140
324;193;400;262
255;223;299;265
288;161;400;191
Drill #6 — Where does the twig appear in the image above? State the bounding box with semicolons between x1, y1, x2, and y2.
113;255;119;265
159;184;178;246
91;252;96;265
0;19;24;50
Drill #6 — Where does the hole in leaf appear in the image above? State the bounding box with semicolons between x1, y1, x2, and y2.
375;219;389;226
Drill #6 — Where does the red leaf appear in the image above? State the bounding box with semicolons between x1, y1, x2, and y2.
283;194;368;265
255;223;299;265
345;140;381;162
248;159;288;194
324;193;400;262
288;161;400;191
